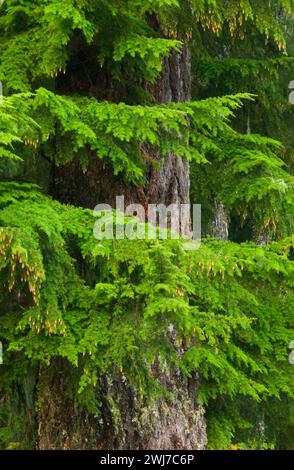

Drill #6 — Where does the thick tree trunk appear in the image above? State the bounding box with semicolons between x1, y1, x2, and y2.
147;45;191;207
37;359;206;450
38;46;207;450
50;47;191;223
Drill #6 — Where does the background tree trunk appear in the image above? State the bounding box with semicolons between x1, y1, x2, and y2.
37;46;207;450
213;201;229;241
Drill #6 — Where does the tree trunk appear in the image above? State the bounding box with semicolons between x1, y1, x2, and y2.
37;359;206;450
253;228;269;245
38;46;207;450
213;201;229;241
50;47;191;226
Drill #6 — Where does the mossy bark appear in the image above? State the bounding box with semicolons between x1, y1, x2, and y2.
37;359;206;450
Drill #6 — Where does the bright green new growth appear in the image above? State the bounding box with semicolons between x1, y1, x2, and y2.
0;182;293;448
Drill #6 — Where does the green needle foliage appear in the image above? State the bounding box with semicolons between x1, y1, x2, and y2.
0;183;293;449
0;0;293;450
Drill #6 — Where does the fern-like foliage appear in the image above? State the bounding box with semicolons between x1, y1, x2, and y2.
1;0;294;93
0;94;36;161
0;0;294;452
0;184;293;449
